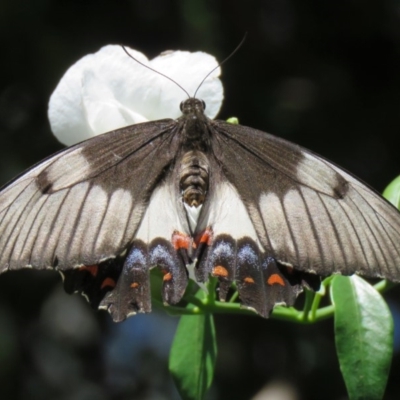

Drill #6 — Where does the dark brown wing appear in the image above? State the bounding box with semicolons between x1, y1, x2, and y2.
0;119;179;272
210;120;400;281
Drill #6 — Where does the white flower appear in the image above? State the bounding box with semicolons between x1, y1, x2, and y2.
48;45;224;146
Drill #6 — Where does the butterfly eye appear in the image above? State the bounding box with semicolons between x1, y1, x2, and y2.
180;101;184;111
201;100;206;110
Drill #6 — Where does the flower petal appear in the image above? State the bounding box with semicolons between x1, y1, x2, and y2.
48;45;223;145
82;70;147;136
148;50;223;119
48;45;224;146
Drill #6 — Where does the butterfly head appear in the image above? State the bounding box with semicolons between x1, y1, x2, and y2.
180;98;206;117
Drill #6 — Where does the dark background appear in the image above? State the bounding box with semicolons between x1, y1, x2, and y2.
1;1;400;399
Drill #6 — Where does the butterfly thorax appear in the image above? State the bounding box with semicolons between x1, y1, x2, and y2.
179;98;211;152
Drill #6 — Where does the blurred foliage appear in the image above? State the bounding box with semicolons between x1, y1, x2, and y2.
1;1;400;399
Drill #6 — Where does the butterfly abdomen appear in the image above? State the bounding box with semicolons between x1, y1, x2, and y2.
179;150;210;207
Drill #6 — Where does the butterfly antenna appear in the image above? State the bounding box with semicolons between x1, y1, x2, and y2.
122;46;191;98
193;33;248;98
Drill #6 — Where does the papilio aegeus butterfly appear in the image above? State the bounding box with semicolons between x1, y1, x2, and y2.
1;51;400;322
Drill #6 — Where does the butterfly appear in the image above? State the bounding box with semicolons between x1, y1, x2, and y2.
1;72;400;322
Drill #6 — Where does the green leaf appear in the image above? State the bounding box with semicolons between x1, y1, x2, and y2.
226;116;239;124
383;175;400;209
169;314;217;400
331;275;393;400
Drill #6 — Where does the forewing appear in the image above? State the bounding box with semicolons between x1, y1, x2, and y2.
0;119;179;272
210;120;400;281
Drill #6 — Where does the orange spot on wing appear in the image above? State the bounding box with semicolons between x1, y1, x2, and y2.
172;231;191;250
267;274;285;286
79;265;98;277
131;282;140;289
163;272;172;282
244;276;255;284
199;227;213;245
101;277;116;289
212;265;228;278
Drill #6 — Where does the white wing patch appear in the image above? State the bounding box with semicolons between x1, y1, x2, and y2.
93;188;135;255
43;147;92;191
184;203;202;233
259;192;296;259
199;181;262;247
135;182;189;244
